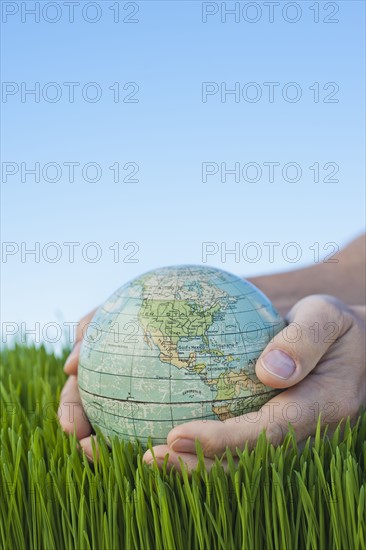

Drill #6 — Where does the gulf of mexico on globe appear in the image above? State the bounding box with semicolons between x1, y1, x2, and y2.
78;265;286;445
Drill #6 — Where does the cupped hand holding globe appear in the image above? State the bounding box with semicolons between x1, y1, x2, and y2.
59;237;365;471
59;297;365;471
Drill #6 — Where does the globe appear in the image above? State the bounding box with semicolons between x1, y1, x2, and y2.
78;265;285;445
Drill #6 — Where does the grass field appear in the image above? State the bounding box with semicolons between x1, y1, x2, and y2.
1;345;365;550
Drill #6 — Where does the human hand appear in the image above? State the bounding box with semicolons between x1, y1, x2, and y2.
142;295;366;471
58;308;98;458
59;296;365;468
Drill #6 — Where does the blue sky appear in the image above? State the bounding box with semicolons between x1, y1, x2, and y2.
1;0;365;347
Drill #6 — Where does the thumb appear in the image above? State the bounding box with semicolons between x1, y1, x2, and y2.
255;294;349;389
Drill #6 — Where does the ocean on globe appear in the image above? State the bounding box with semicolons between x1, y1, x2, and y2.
78;265;285;445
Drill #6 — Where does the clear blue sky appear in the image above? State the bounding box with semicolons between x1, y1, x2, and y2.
1;1;365;347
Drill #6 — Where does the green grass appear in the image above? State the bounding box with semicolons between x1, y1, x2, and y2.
1;345;365;550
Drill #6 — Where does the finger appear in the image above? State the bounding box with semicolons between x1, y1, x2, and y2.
167;416;263;458
58;375;92;439
64;340;82;375
79;435;99;462
256;294;351;389
143;445;217;473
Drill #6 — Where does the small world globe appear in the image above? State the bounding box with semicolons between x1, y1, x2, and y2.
78;265;285;445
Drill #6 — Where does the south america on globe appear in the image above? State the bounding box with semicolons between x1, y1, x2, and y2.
78;265;285;445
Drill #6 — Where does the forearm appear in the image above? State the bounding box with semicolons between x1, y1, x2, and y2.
248;234;365;317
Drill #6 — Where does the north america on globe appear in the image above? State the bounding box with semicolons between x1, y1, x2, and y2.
78;265;285;445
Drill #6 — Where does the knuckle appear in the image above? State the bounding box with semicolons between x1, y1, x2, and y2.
202;435;221;457
306;294;344;322
204;422;236;456
279;322;302;345
338;389;364;420
289;294;347;343
264;417;286;446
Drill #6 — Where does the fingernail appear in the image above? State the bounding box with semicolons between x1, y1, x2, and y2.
146;457;164;467
143;451;153;464
143;452;163;466
169;437;196;453
261;350;296;379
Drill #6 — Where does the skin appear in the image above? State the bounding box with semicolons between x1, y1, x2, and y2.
58;234;366;470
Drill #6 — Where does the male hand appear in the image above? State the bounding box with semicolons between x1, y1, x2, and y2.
58;296;366;469
142;295;366;471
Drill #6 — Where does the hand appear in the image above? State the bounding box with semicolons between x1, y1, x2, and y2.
58;308;98;459
59;297;365;468
142;295;366;471
59;236;365;462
